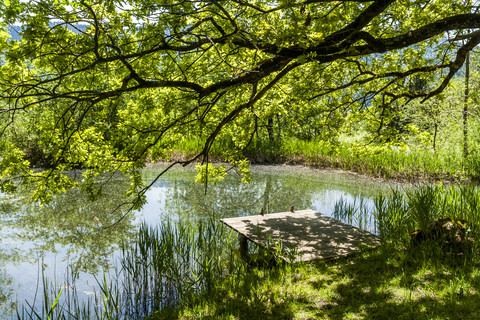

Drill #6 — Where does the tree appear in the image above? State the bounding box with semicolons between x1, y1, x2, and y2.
0;0;480;205
464;51;470;159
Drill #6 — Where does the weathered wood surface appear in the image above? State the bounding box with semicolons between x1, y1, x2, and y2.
221;209;380;262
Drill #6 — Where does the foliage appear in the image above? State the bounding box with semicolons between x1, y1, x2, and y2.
194;163;227;184
0;0;480;200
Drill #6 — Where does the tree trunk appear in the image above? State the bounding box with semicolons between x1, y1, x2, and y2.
463;51;470;159
267;117;275;142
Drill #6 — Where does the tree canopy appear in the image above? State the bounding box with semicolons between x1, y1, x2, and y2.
0;0;479;204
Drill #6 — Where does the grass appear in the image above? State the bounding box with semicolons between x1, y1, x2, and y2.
149;245;480;320
166;137;480;182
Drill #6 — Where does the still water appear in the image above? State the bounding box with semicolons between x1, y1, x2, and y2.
0;164;393;317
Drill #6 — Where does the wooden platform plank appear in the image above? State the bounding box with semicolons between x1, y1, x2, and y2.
221;209;380;262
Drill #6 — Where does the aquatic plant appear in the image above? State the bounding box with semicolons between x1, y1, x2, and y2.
336;184;480;254
16;218;242;319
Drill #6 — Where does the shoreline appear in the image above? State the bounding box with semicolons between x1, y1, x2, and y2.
150;156;470;186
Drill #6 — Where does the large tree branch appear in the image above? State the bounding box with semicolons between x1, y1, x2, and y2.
229;0;376;14
268;14;480;58
193;61;301;163
323;0;396;45
351;14;480;55
6;5;480;111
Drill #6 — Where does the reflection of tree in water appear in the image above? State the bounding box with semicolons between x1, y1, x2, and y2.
0;177;137;274
145;165;389;228
0;258;15;315
159;170;316;221
0;197;28;315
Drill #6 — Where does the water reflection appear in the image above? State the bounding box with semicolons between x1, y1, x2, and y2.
143;165;389;227
0;178;136;273
0;176;138;317
0;164;392;317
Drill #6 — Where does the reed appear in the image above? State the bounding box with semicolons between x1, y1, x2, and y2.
285;140;466;181
118;218;245;318
16;218;243;319
167;137;479;182
334;184;480;253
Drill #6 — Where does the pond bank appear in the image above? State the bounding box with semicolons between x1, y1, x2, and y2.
165;138;480;184
148;183;480;320
153;156;456;186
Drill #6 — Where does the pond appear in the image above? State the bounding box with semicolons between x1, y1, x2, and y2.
0;164;394;318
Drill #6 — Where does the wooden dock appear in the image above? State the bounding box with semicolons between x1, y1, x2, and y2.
221;209;380;262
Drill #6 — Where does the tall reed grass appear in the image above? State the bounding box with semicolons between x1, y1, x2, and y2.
16;218;243;320
118;219;243;318
281;139;471;181
335;184;480;251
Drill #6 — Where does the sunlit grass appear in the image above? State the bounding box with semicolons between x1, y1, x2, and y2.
281;139;467;181
148;184;480;319
167;137;480;182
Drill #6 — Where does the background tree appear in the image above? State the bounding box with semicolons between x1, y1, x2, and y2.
1;0;480;204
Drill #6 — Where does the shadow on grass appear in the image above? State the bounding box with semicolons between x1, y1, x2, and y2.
149;265;300;320
307;244;480;319
149;244;480;319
